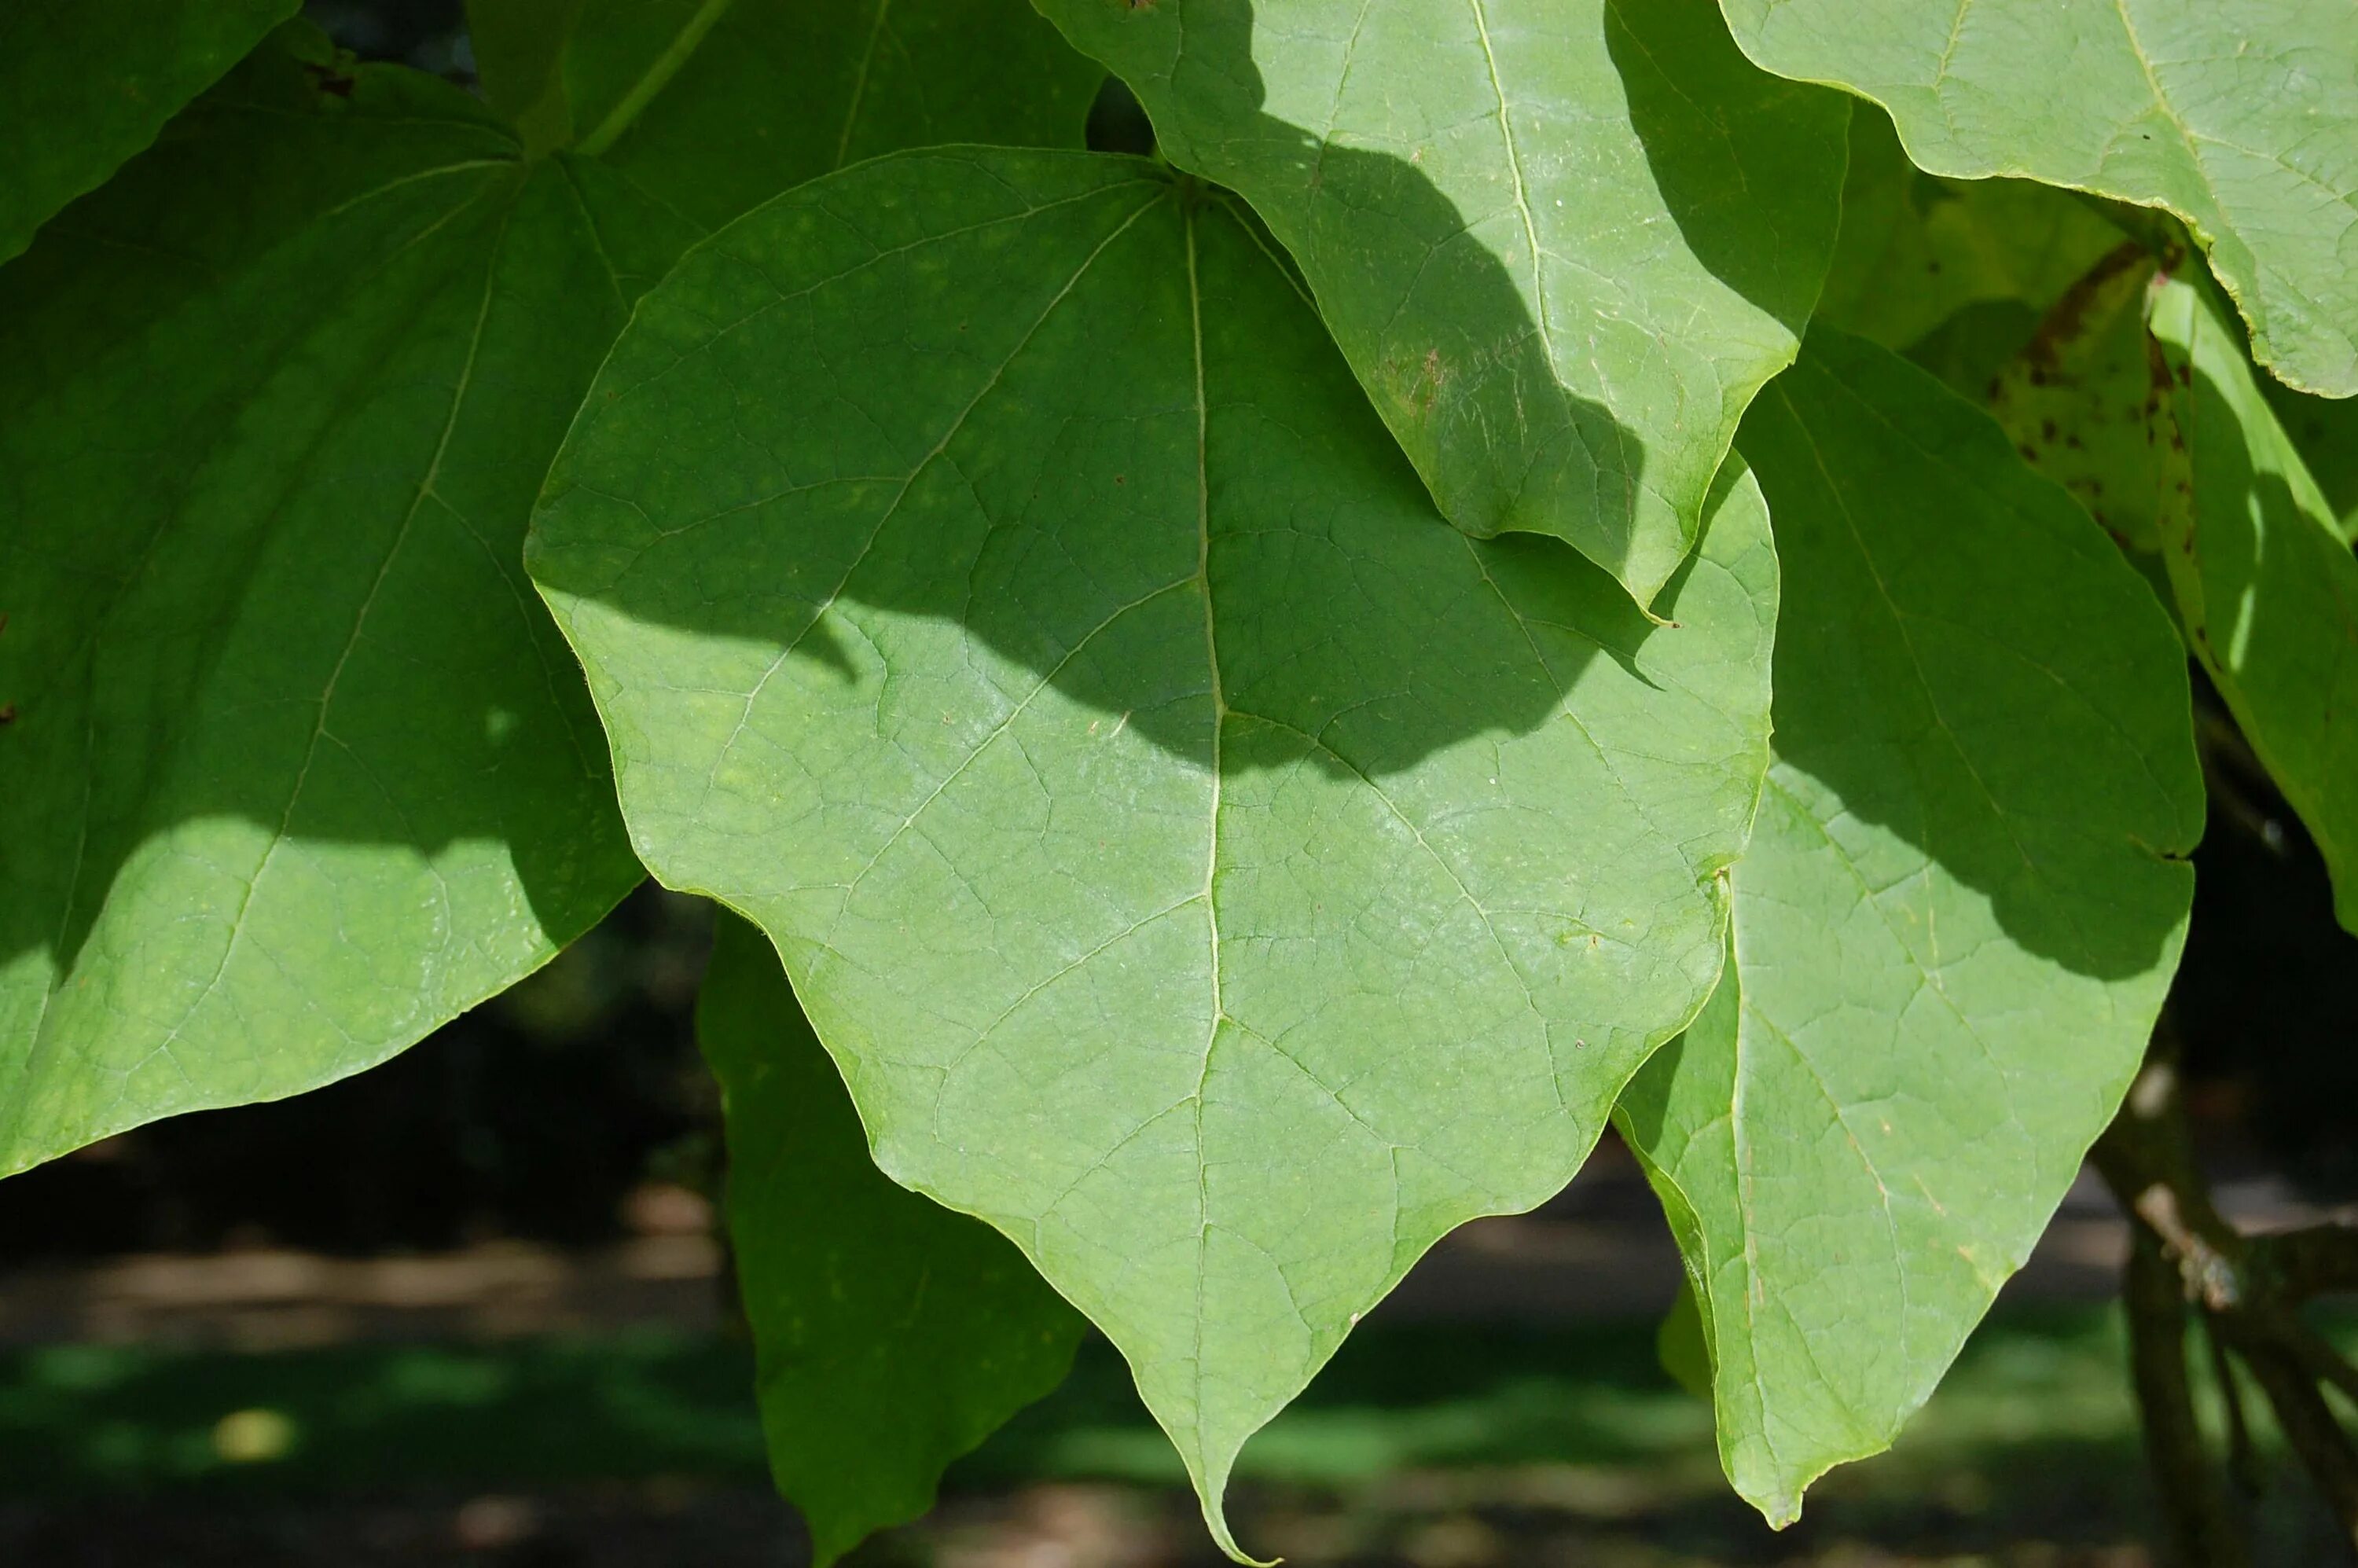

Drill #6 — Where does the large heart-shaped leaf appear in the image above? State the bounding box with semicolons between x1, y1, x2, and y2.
0;0;296;262
700;911;1085;1564
2150;275;2358;931
0;31;672;1172
1618;330;2202;1524
0;4;1093;1174
1037;0;1846;607
527;147;1780;1557
1719;0;2358;398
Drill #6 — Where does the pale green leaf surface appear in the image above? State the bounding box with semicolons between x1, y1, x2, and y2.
1817;107;2127;355
0;31;693;1173
1618;330;2201;1525
527;147;1780;1558
557;0;1104;226
0;0;296;263
1037;0;1846;607
700;911;1085;1565
1720;0;2358;398
2150;277;2358;931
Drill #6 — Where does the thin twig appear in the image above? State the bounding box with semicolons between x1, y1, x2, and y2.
2096;1041;2358;1560
2235;1338;2358;1542
2204;1313;2264;1496
2121;1228;2249;1566
2268;1307;2358;1413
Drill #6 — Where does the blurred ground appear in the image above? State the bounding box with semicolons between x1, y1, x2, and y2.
6;1302;2356;1566
6;1141;2356;1566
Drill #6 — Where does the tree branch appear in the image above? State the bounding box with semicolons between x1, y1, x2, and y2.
2121;1223;2250;1566
2095;1045;2358;1561
2204;1315;2264;1496
2237;1338;2358;1537
2253;1225;2358;1302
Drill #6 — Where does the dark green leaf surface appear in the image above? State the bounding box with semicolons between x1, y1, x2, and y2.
2264;378;2358;541
2150;277;2358;931
0;31;685;1173
467;0;586;154
0;0;295;263
1619;331;2201;1524
1720;0;2358;398
700;911;1085;1565
0;0;1104;1174
528;147;1780;1557
1816;108;2126;356
1038;0;1846;607
555;0;1104;228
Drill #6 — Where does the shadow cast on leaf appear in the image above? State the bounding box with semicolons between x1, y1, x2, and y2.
524;150;1724;788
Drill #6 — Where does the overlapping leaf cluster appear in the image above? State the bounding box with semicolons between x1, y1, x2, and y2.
2;0;2350;1559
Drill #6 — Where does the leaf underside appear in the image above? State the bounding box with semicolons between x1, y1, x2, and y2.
2149;277;2358;933
700;912;1085;1566
1618;329;2202;1524
1815;107;2127;363
528;146;1780;1559
1038;0;1849;607
1719;0;2358;398
1986;243;2172;554
2264;378;2358;539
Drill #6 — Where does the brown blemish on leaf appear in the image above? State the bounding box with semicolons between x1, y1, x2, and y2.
1412;347;1448;414
302;60;356;98
2021;241;2150;374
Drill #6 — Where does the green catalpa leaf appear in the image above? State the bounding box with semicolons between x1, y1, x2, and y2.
700;911;1085;1565
466;0;584;155
545;0;1104;227
527;147;1780;1559
0;29;685;1173
1816;107;2126;357
1719;0;2358;399
1618;330;2202;1526
0;0;1104;1173
1036;0;1846;608
2264;378;2358;542
1989;243;2177;553
2150;274;2358;932
0;0;296;263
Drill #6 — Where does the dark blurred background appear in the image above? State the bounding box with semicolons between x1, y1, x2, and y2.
6;3;2358;1565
